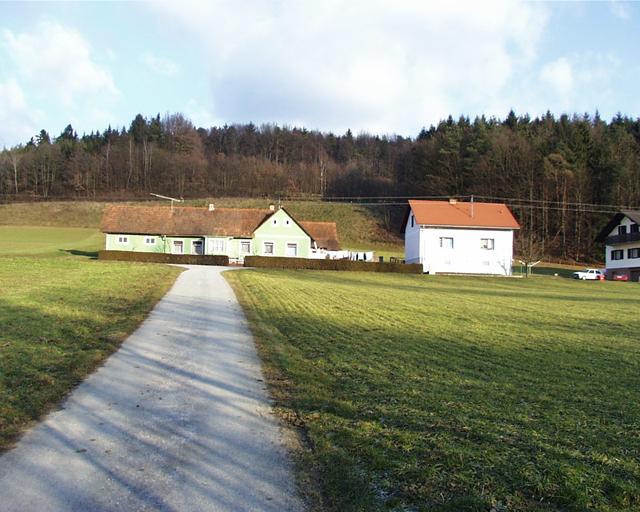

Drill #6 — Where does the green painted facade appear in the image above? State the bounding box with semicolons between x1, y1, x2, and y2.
105;208;312;260
252;208;311;258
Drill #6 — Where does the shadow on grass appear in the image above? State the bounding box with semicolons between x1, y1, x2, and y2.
60;249;98;259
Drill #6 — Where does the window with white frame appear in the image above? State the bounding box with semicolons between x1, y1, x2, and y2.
263;242;274;255
439;237;454;249
240;241;251;254
272;218;278;226
611;249;624;260
210;239;226;253
144;237;156;245
172;240;183;254
628;248;640;259
285;219;291;226
286;243;297;257
480;238;494;250
117;235;128;244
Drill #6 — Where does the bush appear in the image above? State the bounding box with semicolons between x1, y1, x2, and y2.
99;250;229;266
244;256;422;273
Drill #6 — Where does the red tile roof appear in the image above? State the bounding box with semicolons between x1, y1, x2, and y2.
101;205;274;237
409;200;520;229
299;221;340;250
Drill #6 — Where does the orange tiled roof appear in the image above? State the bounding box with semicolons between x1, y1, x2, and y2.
299;221;340;250
409;200;520;229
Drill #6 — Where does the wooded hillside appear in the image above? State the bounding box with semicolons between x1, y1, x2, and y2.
2;111;639;260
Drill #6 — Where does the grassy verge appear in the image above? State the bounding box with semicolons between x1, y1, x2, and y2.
226;270;640;511
0;226;103;256
0;257;182;450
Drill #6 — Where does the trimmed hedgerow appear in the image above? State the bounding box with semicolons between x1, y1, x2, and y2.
99;250;229;266
244;255;421;273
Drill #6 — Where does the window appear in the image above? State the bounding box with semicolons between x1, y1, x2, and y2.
628;248;640;259
631;223;639;234
611;249;624;260
618;225;627;235
480;238;495;250
439;237;454;249
411;214;414;228
240;241;251;254
272;219;278;226
117;236;128;244
210;239;226;253
172;240;183;254
144;237;155;245
263;242;274;255
285;219;291;226
286;243;298;257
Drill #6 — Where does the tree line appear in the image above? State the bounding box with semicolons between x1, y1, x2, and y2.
2;110;639;260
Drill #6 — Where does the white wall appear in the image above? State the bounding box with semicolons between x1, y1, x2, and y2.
404;212;421;264
604;216;640;270
419;227;514;275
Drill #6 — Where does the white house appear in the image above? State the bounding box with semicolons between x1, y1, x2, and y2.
595;210;640;281
404;199;520;275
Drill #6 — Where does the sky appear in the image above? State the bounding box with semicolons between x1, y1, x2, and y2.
0;0;639;147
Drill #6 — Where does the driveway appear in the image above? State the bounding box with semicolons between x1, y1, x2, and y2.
0;265;305;512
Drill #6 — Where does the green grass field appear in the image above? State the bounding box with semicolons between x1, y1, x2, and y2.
0;226;103;256
0;224;182;450
227;270;640;512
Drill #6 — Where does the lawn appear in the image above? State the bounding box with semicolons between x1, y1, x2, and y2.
226;270;640;511
0;226;103;256
0;256;181;450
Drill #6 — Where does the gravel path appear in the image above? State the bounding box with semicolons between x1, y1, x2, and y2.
0;265;305;512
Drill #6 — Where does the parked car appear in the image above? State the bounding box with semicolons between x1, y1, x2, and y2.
613;273;629;281
572;268;605;280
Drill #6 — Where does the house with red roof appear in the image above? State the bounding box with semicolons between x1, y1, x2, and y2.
404;199;520;275
101;203;340;263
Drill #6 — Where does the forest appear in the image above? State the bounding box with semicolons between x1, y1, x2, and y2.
2;110;640;261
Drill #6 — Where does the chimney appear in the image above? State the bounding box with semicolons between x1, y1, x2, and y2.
269;204;275;211
449;198;458;205
208;203;215;211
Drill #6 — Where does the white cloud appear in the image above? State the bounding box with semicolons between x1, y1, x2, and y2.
2;21;118;106
609;1;631;20
141;52;180;76
0;79;42;147
537;53;620;114
148;0;549;134
540;57;574;96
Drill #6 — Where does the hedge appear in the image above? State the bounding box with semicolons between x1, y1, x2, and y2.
244;256;422;273
99;250;229;266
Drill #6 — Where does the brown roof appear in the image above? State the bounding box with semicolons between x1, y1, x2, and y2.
101;205;274;237
300;221;340;250
409;200;520;229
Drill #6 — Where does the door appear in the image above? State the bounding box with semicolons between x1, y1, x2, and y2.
192;240;203;255
172;240;183;254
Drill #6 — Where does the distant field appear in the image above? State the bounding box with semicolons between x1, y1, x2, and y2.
0;199;405;257
227;270;640;511
0;256;182;450
0;226;103;256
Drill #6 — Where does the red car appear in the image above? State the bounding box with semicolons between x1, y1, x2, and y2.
613;273;629;281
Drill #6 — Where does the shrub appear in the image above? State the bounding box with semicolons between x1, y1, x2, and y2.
99;250;229;266
244;255;422;273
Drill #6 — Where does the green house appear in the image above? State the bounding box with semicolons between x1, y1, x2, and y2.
101;204;340;261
